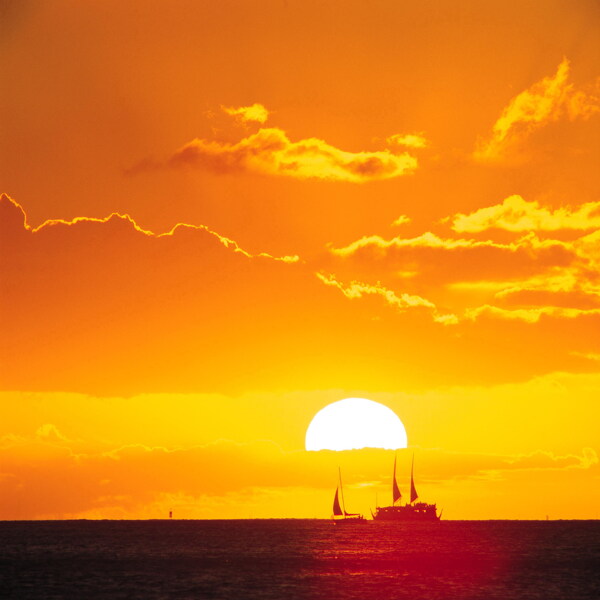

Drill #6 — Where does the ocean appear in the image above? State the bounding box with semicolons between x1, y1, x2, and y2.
1;520;599;599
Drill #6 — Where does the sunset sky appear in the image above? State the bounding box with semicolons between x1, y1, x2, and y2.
1;0;599;520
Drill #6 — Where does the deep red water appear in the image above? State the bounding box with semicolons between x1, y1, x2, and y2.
1;520;599;599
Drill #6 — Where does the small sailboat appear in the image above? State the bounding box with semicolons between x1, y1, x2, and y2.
372;453;440;522
332;467;366;523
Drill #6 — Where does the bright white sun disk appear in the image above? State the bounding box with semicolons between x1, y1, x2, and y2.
305;397;407;451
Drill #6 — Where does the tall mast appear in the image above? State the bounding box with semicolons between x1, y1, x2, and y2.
410;453;419;503
338;467;347;515
393;454;396;504
392;453;402;505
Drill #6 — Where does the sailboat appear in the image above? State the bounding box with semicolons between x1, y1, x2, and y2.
332;468;366;524
372;454;440;521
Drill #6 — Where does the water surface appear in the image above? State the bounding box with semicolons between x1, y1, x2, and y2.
1;520;599;599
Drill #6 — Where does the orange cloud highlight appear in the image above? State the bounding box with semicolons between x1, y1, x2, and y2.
1;194;298;263
325;220;600;324
169;127;418;182
391;215;411;227
386;133;428;149
331;230;572;258
316;272;458;324
222;103;270;124
474;58;600;162
453;195;600;233
465;304;600;324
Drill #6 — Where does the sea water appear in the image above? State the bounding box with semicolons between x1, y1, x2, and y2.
1;520;599;599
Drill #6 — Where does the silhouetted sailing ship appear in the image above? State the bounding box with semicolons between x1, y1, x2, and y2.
332;468;366;523
372;454;441;521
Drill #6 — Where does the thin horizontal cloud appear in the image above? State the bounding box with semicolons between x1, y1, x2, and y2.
503;448;598;470
316;272;435;309
465;304;600;324
168;127;418;182
331;231;572;256
474;58;600;162
328;232;575;287
453;195;600;233
447;270;580;294
0;194;298;263
221;103;269;124
449;261;599;308
414;447;599;482
570;351;600;362
495;288;600;310
316;272;458;324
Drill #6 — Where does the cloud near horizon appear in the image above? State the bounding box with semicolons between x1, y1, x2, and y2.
474;58;600;162
0;425;596;519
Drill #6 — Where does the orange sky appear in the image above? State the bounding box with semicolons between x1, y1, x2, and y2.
1;0;599;520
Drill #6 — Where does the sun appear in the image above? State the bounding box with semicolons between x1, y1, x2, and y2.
305;397;408;451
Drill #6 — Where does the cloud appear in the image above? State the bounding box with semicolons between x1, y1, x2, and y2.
0;194;298;263
329;231;575;286
573;229;600;269
453;195;600;233
36;424;69;442
221;103;270;124
570;351;600;362
316;266;599;325
465;304;600;324
495;287;600;309
316;272;435;309
392;215;411;227
168;127;418;182
1;427;597;519
332;231;570;256
474;58;600;162
502;448;598;471
2;195;335;395
316;272;458;324
3;194;598;397
2;369;599;519
386;133;428;149
324;219;600;323
413;447;599;482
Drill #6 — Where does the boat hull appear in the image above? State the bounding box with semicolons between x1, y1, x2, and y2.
332;516;367;525
372;503;440;522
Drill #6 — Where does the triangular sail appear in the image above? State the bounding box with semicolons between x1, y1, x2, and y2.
333;487;343;516
410;454;418;503
392;455;402;504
